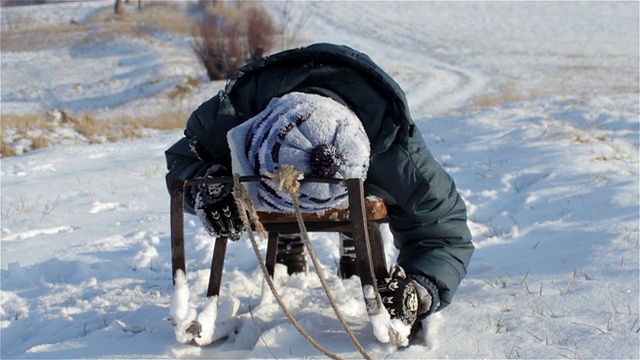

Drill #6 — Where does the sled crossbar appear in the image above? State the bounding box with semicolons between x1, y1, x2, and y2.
170;177;389;300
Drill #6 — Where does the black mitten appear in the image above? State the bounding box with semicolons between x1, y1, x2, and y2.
193;166;244;240
377;265;419;326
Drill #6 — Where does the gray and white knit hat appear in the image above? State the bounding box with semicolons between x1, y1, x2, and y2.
227;92;370;213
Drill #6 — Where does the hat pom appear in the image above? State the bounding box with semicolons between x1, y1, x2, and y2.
310;144;342;178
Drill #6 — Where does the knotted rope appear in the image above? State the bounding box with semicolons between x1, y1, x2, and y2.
232;166;372;360
233;174;343;360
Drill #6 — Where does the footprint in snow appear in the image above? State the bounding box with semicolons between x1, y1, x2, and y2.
89;201;120;214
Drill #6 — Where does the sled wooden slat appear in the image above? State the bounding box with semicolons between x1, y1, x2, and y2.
170;180;186;282
257;197;387;223
170;177;389;302
207;237;228;297
342;179;377;288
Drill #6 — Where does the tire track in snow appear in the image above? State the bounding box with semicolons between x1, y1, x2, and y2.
307;2;487;117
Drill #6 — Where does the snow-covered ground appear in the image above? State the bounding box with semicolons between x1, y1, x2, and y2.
1;1;638;358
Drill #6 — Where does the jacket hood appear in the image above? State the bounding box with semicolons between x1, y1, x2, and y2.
217;43;416;156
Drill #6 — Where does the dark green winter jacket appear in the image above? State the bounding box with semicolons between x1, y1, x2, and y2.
165;43;474;314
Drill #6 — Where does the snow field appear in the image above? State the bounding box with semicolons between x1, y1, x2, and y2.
1;1;638;358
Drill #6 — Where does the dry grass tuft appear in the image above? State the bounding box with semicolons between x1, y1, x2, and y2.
1;113;53;132
135;111;187;130
471;82;533;108
168;76;201;100
1;109;189;158
1;139;18;157
31;135;49;150
2;2;199;53
68;113;110;140
88;1;198;39
1;21;88;52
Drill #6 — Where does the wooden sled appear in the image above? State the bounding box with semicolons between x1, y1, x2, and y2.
170;177;389;315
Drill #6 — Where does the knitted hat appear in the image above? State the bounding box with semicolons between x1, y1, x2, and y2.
227;92;370;213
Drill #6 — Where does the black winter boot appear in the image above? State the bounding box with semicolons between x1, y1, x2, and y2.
276;234;307;275
338;233;359;279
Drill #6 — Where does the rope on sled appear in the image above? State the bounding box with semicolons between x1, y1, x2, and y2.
232;174;343;360
233;167;373;360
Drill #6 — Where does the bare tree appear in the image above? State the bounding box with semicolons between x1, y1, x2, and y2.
114;0;122;14
198;0;218;10
115;0;141;14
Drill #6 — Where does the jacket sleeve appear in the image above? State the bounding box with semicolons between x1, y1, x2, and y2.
164;95;222;214
367;132;474;313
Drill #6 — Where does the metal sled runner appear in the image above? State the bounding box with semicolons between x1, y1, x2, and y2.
170;177;390;314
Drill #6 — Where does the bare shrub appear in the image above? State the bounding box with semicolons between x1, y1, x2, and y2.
193;2;276;80
193;10;242;80
246;6;275;61
1;139;17;158
31;135;49;150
